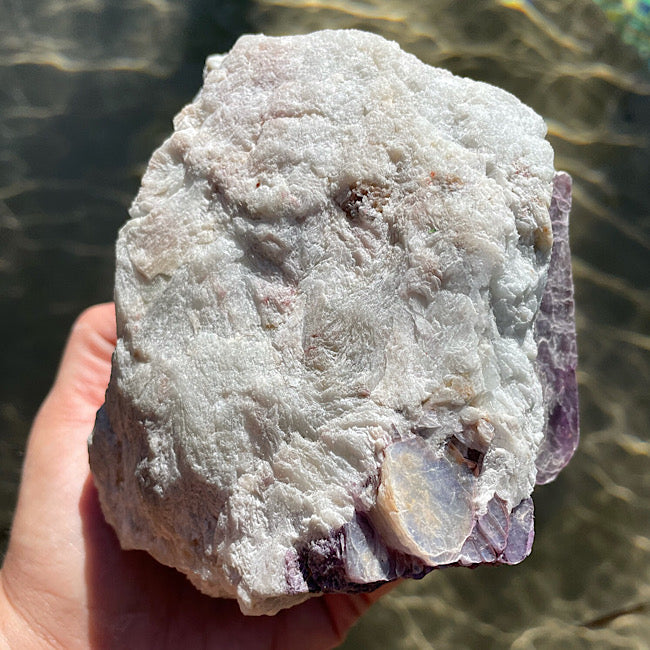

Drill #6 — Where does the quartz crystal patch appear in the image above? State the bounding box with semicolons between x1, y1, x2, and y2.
374;438;476;565
88;29;579;615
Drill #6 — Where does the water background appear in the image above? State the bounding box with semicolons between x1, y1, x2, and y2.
1;1;649;647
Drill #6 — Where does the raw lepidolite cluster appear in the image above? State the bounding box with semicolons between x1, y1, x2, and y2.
89;30;579;615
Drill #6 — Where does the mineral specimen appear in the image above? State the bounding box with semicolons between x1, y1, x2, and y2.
89;29;579;615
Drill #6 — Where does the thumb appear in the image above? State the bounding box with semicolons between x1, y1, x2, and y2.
43;302;117;431
6;303;116;562
23;302;116;487
20;302;116;517
1;304;117;647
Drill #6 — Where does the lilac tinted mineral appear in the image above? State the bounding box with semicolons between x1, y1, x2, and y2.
457;496;510;565
343;512;393;583
341;512;431;584
284;548;309;595
534;172;580;484
500;497;535;565
455;495;534;566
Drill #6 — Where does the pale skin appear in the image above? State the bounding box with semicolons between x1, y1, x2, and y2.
0;303;393;649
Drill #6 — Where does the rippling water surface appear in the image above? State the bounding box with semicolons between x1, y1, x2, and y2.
1;1;649;647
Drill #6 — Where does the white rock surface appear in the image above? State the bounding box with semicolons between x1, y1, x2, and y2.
89;29;557;615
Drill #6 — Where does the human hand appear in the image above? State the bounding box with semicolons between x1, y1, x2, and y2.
0;303;392;649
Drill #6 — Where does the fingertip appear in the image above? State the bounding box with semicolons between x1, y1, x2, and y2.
47;303;117;421
63;302;116;369
70;303;117;348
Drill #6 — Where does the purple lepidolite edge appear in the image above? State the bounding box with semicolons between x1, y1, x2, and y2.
292;492;536;595
456;495;534;567
534;171;579;485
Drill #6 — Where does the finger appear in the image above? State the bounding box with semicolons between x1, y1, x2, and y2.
45;302;117;428
20;303;116;486
2;304;117;633
20;302;114;505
